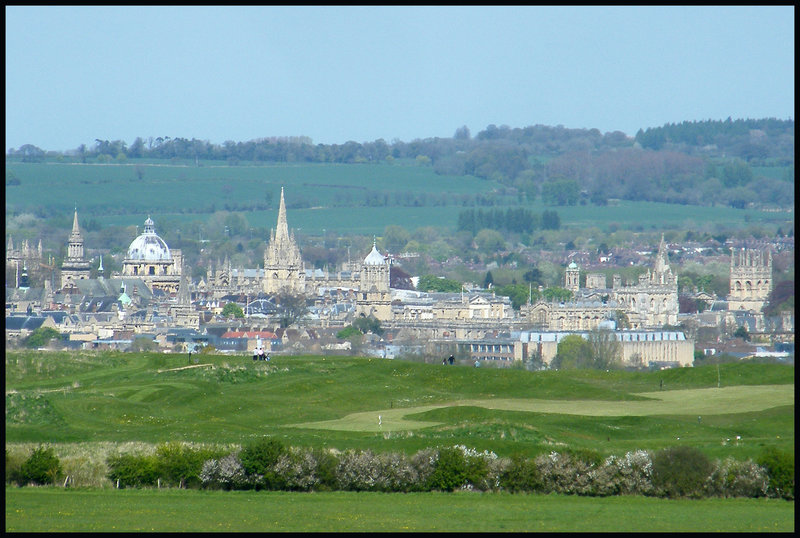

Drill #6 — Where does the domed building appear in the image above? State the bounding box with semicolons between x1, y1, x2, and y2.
121;217;182;294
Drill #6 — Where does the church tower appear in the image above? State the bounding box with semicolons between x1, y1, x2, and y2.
263;187;306;295
728;248;772;311
565;262;580;294
60;209;92;289
357;239;392;320
650;234;677;286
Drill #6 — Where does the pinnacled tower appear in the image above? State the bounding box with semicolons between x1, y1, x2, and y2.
263;187;306;295
649;234;677;286
728;248;772;311
357;238;392;320
610;234;678;327
60;208;92;289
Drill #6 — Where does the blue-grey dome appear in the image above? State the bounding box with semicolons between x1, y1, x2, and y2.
127;217;171;261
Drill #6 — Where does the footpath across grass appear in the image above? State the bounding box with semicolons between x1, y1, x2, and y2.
4;487;794;532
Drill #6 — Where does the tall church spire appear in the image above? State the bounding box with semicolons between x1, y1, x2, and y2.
71;208;81;236
263;187;304;294
654;234;669;274
61;207;91;289
276;187;290;242
67;208;85;261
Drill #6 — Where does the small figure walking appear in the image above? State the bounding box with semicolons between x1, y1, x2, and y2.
660;379;663;390
448;355;455;365
697;416;702;424
443;357;447;365
253;348;259;361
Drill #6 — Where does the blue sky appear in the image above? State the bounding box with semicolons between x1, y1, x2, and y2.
5;5;794;152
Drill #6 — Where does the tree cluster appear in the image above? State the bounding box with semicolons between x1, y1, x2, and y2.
457;208;560;236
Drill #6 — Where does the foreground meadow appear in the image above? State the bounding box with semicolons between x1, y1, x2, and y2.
5;351;794;532
5;487;794;532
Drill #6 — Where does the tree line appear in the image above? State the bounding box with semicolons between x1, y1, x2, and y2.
7;118;793;209
457;208;560;235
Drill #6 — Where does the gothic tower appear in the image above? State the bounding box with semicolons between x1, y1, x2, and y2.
728;248;772;311
357;239;392;320
60;209;92;289
263;187;306;295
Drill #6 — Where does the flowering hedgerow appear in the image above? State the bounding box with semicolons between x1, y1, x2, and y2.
705;457;769;498
7;440;789;500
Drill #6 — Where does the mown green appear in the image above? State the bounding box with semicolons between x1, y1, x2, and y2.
4;488;793;532
5;351;794;460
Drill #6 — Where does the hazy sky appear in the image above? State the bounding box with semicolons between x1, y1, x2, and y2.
5;5;794;152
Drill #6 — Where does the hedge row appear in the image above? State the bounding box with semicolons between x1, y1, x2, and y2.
6;441;794;500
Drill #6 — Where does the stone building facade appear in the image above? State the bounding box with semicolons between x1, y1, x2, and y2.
520;235;679;331
727;248;772;312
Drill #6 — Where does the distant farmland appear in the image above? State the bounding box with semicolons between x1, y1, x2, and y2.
5;160;792;235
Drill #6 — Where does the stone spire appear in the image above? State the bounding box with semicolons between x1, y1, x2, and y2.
263;187;304;294
61;208;91;289
71;208;81;235
276;186;290;243
177;262;191;305
67;208;85;261
265;186;302;267
649;234;676;287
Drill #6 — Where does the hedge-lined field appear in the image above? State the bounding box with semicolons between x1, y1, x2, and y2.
5;488;794;532
5;351;794;531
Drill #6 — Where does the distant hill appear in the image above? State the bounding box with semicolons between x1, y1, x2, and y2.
7;119;794;210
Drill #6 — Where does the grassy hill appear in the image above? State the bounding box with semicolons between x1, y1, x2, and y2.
5;351;793;460
5;160;791;236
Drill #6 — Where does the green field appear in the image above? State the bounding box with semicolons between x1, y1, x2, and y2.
5;488;794;532
5;161;791;235
5;352;794;532
6;352;794;459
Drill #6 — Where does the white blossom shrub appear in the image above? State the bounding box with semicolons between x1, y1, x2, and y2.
410;447;438;489
274;447;319;491
200;453;246;490
376;451;419;492
535;451;600;496
705;458;769;498
594;450;655;497
335;449;384;491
